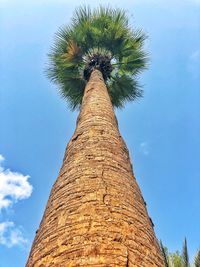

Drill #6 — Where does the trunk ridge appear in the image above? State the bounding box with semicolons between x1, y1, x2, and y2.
26;70;164;266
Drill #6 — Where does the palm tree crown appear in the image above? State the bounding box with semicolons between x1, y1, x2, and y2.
47;6;147;110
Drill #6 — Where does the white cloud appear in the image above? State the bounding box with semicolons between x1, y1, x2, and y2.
0;154;32;210
140;142;150;156
0;155;4;162
0;155;4;172
0;221;27;247
0;154;32;247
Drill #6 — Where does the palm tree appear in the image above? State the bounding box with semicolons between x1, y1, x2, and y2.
26;6;164;266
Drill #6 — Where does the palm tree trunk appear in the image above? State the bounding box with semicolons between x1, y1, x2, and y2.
26;69;164;267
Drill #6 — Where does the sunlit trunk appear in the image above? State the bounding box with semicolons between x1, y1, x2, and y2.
26;70;164;266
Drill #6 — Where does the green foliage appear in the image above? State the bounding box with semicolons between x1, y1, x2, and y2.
160;240;170;267
161;239;200;267
182;238;190;267
47;6;147;110
169;251;184;267
194;250;200;267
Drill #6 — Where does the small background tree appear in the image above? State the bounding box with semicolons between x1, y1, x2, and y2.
161;239;200;267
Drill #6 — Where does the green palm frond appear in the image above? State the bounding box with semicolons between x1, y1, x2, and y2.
47;5;148;110
108;74;142;108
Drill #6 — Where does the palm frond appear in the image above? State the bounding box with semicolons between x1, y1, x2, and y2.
47;5;148;110
108;74;142;108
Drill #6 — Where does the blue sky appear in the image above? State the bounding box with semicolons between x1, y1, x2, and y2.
0;0;200;266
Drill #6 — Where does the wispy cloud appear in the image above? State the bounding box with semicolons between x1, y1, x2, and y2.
0;154;32;247
139;142;150;156
0;155;32;211
0;221;27;247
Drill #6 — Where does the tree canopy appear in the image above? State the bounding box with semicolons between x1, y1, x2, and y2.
160;239;200;267
47;6;147;110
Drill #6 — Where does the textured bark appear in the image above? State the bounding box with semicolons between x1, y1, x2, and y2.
26;70;164;267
